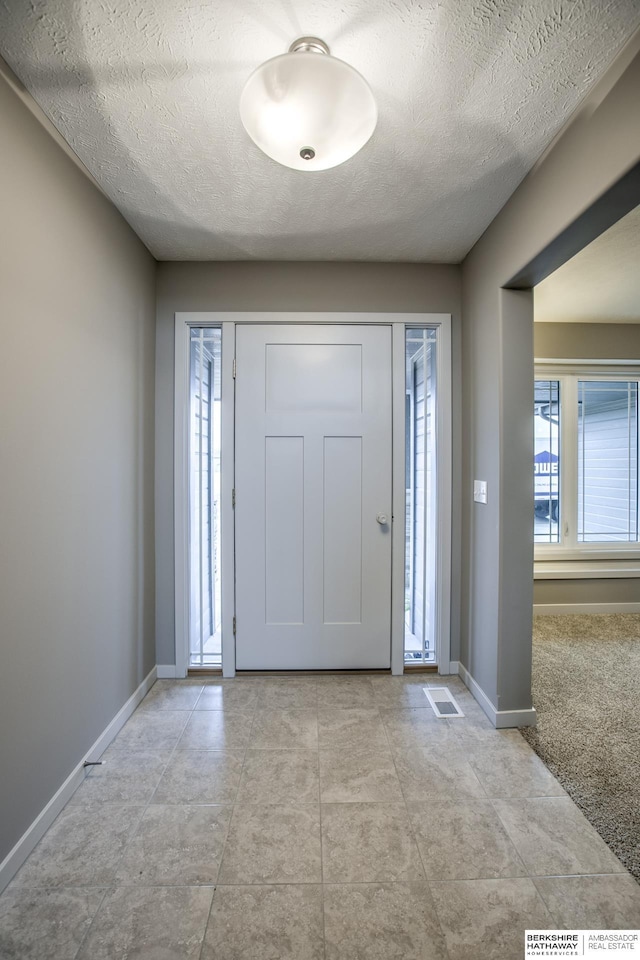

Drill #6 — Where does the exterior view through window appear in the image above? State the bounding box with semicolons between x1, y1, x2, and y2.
534;380;560;543
189;328;222;667
535;370;639;549
405;328;438;664
578;381;638;542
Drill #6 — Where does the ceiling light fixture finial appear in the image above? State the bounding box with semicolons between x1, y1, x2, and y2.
240;36;377;172
288;37;330;56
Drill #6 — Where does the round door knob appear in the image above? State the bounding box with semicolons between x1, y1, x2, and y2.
376;513;389;525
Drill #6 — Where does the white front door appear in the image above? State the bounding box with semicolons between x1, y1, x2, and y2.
235;324;392;670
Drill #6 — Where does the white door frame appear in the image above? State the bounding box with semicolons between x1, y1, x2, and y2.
174;312;452;678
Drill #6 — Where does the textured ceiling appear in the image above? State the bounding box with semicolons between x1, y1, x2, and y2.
1;0;639;261
535;204;640;323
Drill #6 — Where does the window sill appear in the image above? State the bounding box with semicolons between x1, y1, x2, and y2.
534;559;640;580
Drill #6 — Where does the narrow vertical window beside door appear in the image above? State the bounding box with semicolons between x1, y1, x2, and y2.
405;328;438;665
189;328;222;667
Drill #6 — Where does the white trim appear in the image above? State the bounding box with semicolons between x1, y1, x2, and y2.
494;708;537;729
175;319;234;677
177;311;451;327
536;359;640;370
395;318;453;675
156;664;178;678
174;315;190;679
220;323;236;677
433;315;453;678
0;666;157;895
391;324;406;675
447;660;460;675
562;372;578;550
535;365;640;560
535;548;640;561
534;602;640;615
457;662;537;728
174;312;452;679
458;662;496;720
535;560;640;579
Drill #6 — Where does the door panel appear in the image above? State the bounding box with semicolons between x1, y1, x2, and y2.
265;436;304;624
235;325;392;670
265;343;363;413
323;436;362;624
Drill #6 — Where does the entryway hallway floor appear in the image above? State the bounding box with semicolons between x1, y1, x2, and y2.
2;674;640;959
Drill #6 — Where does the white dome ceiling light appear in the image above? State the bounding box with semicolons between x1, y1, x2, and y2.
239;37;377;172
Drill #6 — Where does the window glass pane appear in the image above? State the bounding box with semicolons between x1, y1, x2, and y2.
534;381;560;544
189;327;222;667
577;381;638;543
405;328;438;664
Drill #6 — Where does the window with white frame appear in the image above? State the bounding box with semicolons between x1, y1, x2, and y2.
534;366;639;555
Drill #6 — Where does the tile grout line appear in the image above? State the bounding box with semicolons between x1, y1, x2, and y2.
215;678;320;893
208;695;256;889
81;684;240;957
378;693;433;886
378;682;459;960
72;685;204;958
11;875;634;892
530;875;563;927
486;794;628;883
106;692;203;882
137;682;248;955
372;681;453;959
197;884;217;960
316;680;328;960
71;886;113;960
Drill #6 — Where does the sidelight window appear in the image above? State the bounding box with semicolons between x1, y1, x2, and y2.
189;327;222;667
405;328;438;664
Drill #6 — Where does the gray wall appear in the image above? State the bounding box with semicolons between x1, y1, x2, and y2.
460;37;640;712
155;262;462;667
534;578;640;605
0;72;156;865
534;321;640;607
535;322;640;360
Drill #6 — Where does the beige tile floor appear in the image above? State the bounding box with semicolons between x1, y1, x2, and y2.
2;674;640;959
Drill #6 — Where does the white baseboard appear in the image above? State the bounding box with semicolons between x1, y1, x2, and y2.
493;707;537;728
433;660;459;676
157;664;179;678
534;602;640;615
457;663;537;729
0;666;157;895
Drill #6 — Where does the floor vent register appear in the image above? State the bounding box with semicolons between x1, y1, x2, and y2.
423;686;465;718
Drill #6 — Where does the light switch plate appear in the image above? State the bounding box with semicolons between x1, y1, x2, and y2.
473;480;488;504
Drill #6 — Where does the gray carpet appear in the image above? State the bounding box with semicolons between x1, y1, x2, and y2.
521;614;640;882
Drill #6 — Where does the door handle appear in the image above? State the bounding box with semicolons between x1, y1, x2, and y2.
376;513;389;525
